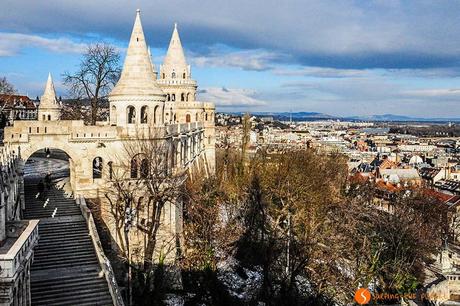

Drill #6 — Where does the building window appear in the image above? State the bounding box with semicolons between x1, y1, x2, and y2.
172;71;176;78
48;115;51;120
171;94;175;102
140;159;149;178
186;93;190;101
127;106;136;124
141;106;148;124
108;161;113;180
181;93;185;101
196;113;199;121
93;157;103;179
205;113;208;121
130;157;138;178
186;114;191;123
111;105;117;125
183;73;186;79
154;106;159;124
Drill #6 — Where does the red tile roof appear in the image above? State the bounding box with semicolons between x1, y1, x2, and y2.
0;94;36;109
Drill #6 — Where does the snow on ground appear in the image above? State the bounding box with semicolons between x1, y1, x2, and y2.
217;256;263;302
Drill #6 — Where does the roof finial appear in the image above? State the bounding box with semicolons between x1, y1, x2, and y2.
174;22;178;29
136;8;141;14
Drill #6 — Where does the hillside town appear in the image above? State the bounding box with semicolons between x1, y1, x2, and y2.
216;113;460;302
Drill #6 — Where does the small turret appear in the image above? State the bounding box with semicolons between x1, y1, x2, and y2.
157;23;197;104
38;73;61;121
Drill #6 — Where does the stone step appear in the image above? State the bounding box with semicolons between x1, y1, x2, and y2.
24;177;113;305
35;239;93;249
31;272;100;287
31;278;107;293
31;258;100;271
32;289;113;306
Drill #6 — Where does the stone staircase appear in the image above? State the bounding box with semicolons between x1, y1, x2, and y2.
24;177;113;306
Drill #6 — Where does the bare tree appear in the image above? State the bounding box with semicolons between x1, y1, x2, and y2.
105;127;188;273
63;43;121;125
0;77;15;94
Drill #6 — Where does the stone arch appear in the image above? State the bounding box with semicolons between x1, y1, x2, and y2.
127;105;136;124
111;105;117;125
141;106;148;124
154;105;159;124
92;156;103;179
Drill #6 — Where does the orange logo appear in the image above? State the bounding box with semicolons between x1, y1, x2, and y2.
355;288;371;305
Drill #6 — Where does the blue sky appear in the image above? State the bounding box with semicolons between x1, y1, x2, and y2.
1;0;460;117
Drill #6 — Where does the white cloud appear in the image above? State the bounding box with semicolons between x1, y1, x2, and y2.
0;33;87;56
190;49;278;71
198;87;267;107
273;66;370;78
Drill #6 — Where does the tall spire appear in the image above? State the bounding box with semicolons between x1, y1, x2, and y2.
162;23;188;78
39;73;59;108
110;9;163;98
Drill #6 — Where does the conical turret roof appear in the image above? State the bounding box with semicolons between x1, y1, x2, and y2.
163;23;188;72
110;9;164;98
39;73;60;109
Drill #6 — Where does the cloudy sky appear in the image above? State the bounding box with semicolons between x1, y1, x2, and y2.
1;0;460;117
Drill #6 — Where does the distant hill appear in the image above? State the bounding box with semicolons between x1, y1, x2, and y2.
227;111;460;123
347;114;460;122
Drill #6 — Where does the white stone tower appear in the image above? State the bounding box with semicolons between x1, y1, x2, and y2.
38;73;61;121
109;9;165;127
158;23;197;105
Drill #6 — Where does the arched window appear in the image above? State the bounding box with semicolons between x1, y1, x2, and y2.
141;106;148;124
205;113;208;121
186;114;191;123
108;161;113;180
111;105;117;125
47;115;51;120
127;106;136;124
173;114;176;122
171;94;175;102
154;105;159;124
93;157;103;179
183;73;186;79
167;94;170;101
140;159;149;178
181;93;185;101
196;113;199;121
172;71;176;78
186;93;190;102
162;73;165;79
130;157;138;178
